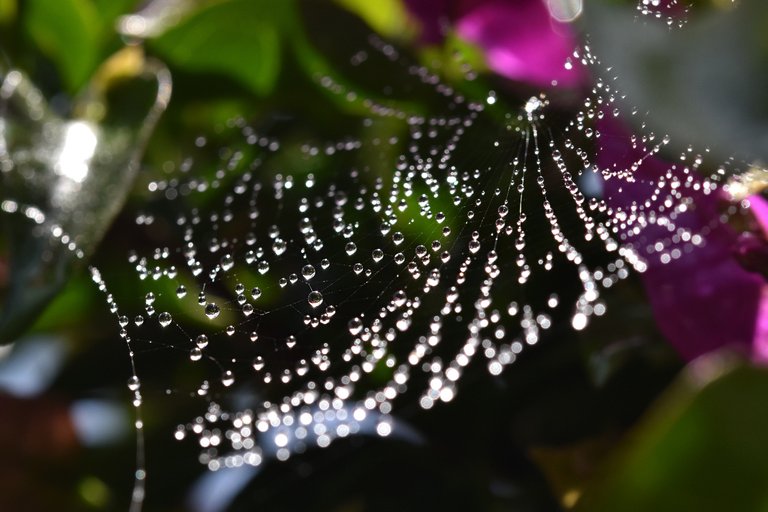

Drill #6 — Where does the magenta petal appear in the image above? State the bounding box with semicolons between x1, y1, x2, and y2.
455;0;582;87
640;241;764;361
748;195;768;362
752;287;768;363
599;120;765;361
749;194;768;236
403;0;452;44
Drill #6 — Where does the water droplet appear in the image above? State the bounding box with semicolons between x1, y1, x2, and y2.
348;317;363;335
273;239;287;256
158;312;173;327
302;265;316;280
195;334;209;349
308;290;323;308
220;254;234;271
127;376;140;391
572;312;588;331
205;303;220;319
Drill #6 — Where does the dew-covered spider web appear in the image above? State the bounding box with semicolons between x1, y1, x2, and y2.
21;0;752;509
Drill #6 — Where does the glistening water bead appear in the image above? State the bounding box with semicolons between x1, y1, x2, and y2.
302;264;316;280
158;312;172;327
127;376;140;391
308;290;324;307
204;303;220;319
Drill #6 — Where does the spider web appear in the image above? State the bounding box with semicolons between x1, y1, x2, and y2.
78;1;750;509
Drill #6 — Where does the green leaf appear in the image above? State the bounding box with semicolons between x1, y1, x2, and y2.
334;0;414;40
576;354;768;512
150;0;283;96
23;0;101;92
91;0;138;31
0;0;16;25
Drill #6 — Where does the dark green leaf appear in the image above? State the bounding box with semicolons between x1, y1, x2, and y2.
23;0;101;92
151;0;284;96
91;0;139;34
0;0;16;25
576;354;768;512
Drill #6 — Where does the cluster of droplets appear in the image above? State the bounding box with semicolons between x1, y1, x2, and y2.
0;199;86;259
89;267;147;507
89;31;750;484
636;0;690;28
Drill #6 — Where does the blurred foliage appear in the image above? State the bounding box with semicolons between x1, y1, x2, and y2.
0;45;168;343
24;0;101;92
335;0;417;40
577;356;768;512
151;0;285;96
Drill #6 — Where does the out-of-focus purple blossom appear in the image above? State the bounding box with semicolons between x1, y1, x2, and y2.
404;0;583;87
598;119;768;363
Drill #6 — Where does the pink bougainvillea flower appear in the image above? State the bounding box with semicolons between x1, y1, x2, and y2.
598;119;768;363
404;0;583;87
